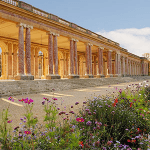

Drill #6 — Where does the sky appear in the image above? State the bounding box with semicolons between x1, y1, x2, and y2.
20;0;150;56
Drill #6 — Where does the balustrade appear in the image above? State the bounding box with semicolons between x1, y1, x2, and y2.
1;0;18;6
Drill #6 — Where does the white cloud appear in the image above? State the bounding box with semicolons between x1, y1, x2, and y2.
97;28;150;57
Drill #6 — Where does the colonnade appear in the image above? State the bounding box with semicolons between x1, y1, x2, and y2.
0;23;149;80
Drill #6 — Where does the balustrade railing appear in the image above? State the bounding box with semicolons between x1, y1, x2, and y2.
0;0;120;47
1;0;18;6
59;18;70;26
33;8;48;18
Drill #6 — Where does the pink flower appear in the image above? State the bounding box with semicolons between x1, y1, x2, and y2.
52;98;57;101
24;131;31;134
7;120;12;123
19;98;25;102
8;97;14;102
24;98;34;104
76;118;84;122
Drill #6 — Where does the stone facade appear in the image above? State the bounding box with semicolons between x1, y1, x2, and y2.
0;0;149;80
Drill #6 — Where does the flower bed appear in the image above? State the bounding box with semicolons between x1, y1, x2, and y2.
0;82;150;149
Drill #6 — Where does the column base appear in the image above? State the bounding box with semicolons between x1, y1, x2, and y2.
96;74;105;78
15;75;34;80
46;74;61;80
118;74;122;77
113;74;118;77
68;74;80;79
8;75;14;80
84;74;94;78
106;74;113;78
41;75;46;79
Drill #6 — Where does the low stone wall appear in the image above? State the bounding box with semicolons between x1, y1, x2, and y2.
0;76;150;97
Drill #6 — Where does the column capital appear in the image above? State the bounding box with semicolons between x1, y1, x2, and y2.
108;49;112;52
47;31;59;36
17;23;27;28
98;47;104;50
26;25;33;29
85;43;93;46
70;38;79;42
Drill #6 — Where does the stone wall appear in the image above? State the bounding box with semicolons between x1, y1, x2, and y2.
0;76;150;97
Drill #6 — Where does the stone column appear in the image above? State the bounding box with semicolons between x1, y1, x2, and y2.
122;56;125;77
94;56;96;76
15;23;26;80
13;44;17;77
114;53;118;77
118;53;121;76
97;47;104;78
53;33;60;79
74;40;78;76
106;50;113;77
126;57;128;76
89;44;92;75
46;33;55;79
25;25;34;80
8;43;13;79
85;44;89;76
68;38;79;79
85;43;93;78
70;39;74;75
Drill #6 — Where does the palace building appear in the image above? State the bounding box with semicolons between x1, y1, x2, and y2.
0;0;149;80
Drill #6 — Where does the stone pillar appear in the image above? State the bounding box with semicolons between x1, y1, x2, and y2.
85;43;93;78
106;50;113;77
70;39;74;75
89;44;92;75
25;25;34;80
68;38;79;79
13;44;18;77
114;53;118;77
97;47;104;78
53;33;60;78
118;53;121;76
8;43;13;79
85;44;89;76
126;57;128;76
46;32;60;79
74;40;78;75
122;56;125;77
46;33;54;79
15;23;26;80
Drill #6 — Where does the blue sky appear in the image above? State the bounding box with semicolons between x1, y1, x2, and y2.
20;0;150;56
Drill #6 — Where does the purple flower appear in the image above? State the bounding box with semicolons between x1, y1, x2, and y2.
88;112;92;115
83;101;87;104
57;107;60;110
85;109;89;112
93;127;96;130
119;89;122;93
71;105;73;108
42;100;45;105
20;118;23;121
75;102;79;105
86;121;92;126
